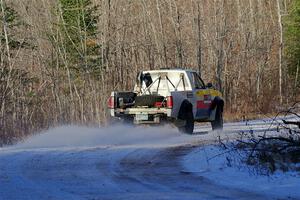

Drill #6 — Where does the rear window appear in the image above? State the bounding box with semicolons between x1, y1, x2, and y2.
191;72;205;89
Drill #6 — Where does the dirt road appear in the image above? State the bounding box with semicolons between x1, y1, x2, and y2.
0;117;298;200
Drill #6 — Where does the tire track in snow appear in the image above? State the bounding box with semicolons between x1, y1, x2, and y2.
0;116;298;200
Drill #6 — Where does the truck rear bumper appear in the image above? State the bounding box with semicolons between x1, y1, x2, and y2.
114;108;171;125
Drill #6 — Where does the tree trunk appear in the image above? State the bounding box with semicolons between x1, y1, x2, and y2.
276;0;283;104
196;2;202;73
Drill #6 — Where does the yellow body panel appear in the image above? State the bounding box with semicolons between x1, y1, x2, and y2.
195;89;222;99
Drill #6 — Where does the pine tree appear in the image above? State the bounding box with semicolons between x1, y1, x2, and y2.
284;0;300;87
0;0;34;144
0;1;31;94
58;0;101;75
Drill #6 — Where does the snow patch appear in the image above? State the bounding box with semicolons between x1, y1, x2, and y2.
182;145;300;199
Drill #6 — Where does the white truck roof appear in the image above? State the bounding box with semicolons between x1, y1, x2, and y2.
139;68;194;95
143;68;197;74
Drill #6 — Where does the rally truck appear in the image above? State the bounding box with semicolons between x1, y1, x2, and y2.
107;68;224;134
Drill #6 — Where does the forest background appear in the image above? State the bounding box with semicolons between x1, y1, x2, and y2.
0;0;299;145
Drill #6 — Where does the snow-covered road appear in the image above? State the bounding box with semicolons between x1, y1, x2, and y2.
0;117;299;200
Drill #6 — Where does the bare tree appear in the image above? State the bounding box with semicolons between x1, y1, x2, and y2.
277;0;283;104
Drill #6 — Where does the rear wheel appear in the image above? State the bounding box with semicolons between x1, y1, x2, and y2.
178;102;194;134
211;106;223;130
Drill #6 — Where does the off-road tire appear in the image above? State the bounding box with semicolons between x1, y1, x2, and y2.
178;101;194;134
135;95;164;107
211;106;223;130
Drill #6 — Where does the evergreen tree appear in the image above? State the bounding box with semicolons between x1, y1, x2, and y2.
284;0;300;87
1;1;25;58
0;1;34;144
58;0;101;75
0;1;31;89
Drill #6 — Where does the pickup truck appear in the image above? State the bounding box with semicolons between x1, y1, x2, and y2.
108;68;224;134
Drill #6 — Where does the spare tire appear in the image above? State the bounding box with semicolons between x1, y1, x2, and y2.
135;95;164;107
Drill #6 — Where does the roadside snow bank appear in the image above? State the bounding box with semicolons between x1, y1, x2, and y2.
183;145;300;199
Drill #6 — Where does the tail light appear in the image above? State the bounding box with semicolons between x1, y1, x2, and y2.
154;102;163;108
107;96;115;109
166;96;173;109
